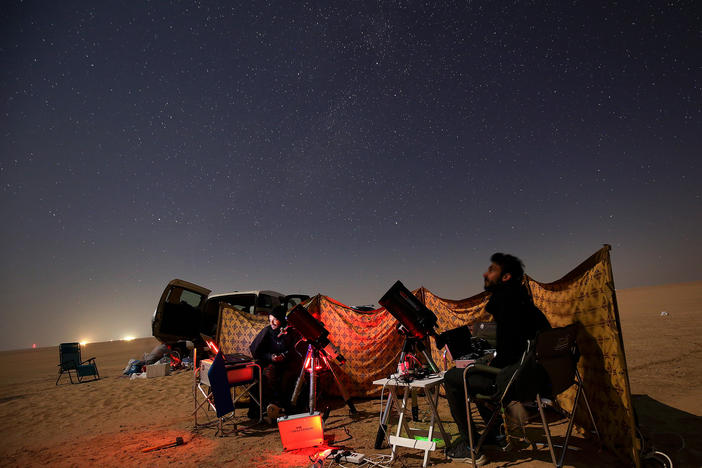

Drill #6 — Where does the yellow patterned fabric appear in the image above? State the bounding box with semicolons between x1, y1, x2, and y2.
214;246;638;466
527;246;639;467
216;305;268;356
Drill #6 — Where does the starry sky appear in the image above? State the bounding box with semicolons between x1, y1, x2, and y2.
1;1;700;351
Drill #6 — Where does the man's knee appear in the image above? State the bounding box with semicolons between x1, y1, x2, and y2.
443;367;465;390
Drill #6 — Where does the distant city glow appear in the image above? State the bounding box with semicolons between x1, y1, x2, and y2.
123;336;136;341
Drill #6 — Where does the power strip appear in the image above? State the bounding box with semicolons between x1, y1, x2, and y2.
327;451;365;464
340;452;365;464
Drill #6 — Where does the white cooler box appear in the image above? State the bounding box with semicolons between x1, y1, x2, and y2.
146;363;171;378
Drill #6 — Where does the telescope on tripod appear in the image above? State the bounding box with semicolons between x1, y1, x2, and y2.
286;304;357;415
374;280;441;448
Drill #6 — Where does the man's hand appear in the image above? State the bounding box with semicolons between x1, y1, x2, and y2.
272;353;284;363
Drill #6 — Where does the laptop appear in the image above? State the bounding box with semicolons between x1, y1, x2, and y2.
200;333;253;364
438;325;473;360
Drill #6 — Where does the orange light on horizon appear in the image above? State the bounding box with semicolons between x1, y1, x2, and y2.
79;341;89;346
123;336;136;341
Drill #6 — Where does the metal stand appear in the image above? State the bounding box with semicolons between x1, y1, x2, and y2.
291;344;357;414
374;335;440;449
373;372;449;468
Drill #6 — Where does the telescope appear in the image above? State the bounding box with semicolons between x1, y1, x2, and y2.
286;304;345;365
286;304;355;414
379;280;438;339
374;280;440;449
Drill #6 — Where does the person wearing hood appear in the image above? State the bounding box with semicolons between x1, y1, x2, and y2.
444;253;551;464
249;305;302;421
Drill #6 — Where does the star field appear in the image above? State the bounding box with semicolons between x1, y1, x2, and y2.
1;1;700;350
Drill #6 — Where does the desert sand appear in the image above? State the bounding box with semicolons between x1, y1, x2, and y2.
1;281;700;468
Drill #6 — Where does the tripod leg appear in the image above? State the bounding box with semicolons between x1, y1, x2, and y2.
309;354;316;414
418;344;440;373
322;353;357;414
411;389;419;421
291;346;311;407
375;391;393;449
375;336;413;449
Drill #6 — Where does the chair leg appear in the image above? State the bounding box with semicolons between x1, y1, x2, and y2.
463;369;478;466
557;383;583;468
577;371;600;443
536;394;559;467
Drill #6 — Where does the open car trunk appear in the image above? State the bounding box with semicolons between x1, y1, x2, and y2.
152;279;211;345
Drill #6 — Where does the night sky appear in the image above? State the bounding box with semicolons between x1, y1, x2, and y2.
1;1;700;350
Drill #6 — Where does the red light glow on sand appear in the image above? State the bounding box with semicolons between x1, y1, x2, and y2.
260;445;337;468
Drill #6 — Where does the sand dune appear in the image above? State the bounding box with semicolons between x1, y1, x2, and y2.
1;281;700;467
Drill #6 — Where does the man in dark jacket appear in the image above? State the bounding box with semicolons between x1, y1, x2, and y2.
444;253;551;463
249;306;302;421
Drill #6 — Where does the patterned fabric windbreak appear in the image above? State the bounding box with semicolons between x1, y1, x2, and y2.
215;245;638;467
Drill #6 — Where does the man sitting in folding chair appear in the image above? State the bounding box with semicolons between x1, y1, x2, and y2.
249;305;303;422
193;340;263;436
443;253;551;464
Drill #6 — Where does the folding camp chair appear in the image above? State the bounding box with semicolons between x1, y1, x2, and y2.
192;349;263;436
56;342;100;385
463;324;600;468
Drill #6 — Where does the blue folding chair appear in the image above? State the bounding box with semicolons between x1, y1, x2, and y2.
56;342;100;385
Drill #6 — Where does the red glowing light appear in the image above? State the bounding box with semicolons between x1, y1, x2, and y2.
32;343;37;349
205;340;219;354
277;413;324;451
304;355;324;372
170;352;182;367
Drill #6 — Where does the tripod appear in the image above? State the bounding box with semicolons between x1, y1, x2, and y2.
291;343;357;415
374;334;440;449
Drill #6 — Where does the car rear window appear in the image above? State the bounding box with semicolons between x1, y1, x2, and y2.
167;288;203;308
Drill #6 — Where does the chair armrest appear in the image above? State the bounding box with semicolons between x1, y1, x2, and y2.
462;363;500;378
459;363;501;402
469;364;500;375
80;357;97;365
224;359;255;369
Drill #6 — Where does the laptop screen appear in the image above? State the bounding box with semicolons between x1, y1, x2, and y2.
439;325;473;359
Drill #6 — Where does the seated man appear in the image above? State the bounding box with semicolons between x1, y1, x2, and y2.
444;253;551;464
249;305;302;422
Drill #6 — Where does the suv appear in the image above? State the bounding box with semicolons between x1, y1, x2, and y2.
151;279;309;355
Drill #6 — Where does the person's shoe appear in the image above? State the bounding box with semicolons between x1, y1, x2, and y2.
483;433;511;452
446;437;487;465
266;403;282;420
247;405;260;420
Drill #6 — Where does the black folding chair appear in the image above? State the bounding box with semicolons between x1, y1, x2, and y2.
463;324;600;467
56;342;100;385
